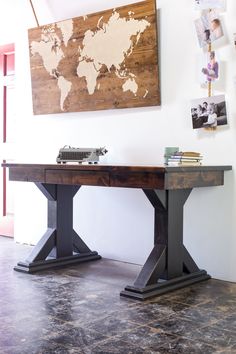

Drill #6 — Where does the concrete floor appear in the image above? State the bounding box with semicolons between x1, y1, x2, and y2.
0;236;236;354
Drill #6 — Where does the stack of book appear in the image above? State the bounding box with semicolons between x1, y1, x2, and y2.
166;151;202;166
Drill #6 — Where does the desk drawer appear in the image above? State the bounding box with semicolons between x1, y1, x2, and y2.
164;171;224;189
9;167;45;182
110;172;164;189
45;170;109;186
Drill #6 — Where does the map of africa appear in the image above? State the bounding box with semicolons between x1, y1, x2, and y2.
28;0;160;115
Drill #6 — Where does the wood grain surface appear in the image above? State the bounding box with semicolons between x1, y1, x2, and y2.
28;0;160;115
4;163;232;190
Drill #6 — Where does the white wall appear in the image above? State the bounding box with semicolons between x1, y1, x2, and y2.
1;0;236;280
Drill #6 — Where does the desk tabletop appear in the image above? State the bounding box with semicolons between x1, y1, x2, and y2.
1;162;232;172
2;163;232;190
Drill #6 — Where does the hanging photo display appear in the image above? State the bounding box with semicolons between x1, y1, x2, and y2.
194;0;226;10
199;51;219;86
191;95;227;129
191;0;227;131
194;10;224;48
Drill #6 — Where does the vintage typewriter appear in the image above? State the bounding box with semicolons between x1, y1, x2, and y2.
56;146;108;164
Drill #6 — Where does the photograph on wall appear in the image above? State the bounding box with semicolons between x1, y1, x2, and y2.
194;0;226;10
28;0;160;115
191;94;227;129
199;51;219;87
194;10;224;47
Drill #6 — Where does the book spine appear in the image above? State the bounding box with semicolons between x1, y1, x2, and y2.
170;156;203;160
168;158;202;163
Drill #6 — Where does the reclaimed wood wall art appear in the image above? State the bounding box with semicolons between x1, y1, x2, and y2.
28;0;160;115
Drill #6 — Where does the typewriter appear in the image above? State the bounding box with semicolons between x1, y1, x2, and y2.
56;146;108;164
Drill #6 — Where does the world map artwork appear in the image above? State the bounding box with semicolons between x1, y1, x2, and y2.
28;0;160;115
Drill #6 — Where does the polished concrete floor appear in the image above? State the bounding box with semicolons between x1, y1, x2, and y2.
0;237;236;354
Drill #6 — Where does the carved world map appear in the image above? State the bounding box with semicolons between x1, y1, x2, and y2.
28;0;160;114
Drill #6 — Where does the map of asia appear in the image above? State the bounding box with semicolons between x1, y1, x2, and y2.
28;0;160;115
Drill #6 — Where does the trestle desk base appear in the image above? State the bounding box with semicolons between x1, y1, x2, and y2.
3;163;231;300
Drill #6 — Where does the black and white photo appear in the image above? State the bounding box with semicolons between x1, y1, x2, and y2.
191;95;227;129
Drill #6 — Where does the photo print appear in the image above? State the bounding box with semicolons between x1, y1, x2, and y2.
200;51;219;86
195;10;224;47
191;94;227;129
194;0;226;10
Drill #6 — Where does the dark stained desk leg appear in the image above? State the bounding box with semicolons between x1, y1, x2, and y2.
14;183;101;273
120;189;210;300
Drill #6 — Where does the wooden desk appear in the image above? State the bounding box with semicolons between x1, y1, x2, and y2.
2;163;232;300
